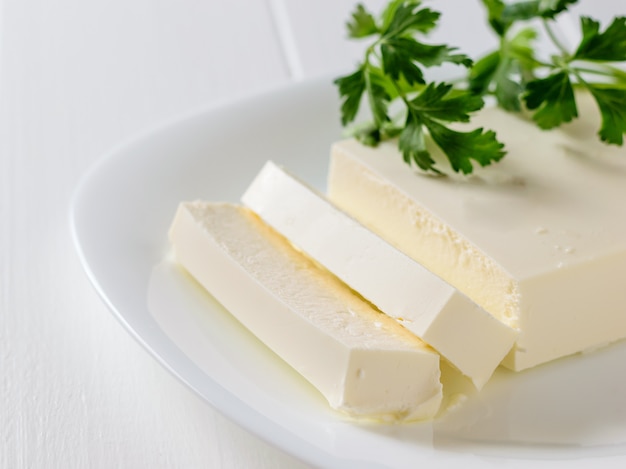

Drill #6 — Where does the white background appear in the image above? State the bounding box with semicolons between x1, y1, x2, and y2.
0;1;621;467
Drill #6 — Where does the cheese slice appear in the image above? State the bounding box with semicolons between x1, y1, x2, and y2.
327;93;626;371
242;161;517;389
168;202;442;421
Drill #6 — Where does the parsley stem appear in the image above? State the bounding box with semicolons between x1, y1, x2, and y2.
543;19;571;59
570;66;591;89
606;64;626;81
573;64;626;81
363;64;379;124
389;74;410;107
531;58;556;69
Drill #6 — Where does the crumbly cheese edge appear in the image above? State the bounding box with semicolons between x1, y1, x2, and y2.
328;146;521;329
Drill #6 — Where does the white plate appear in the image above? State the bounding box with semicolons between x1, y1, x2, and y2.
71;77;626;468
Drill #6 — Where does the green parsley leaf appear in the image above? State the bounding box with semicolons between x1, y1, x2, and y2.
507;26;538;70
469;50;501;95
494;65;525;111
472;2;545;111
351;120;403;146
587;84;626;145
537;0;579;19
347;4;379;38
469;27;537;112
425;119;505;174
381;38;472;85
334;68;366;126
410;83;484;122
497;28;538;110
335;66;393;127
470;54;525;111
398;112;434;171
503;0;578;24
366;70;392;125
480;0;507;36
524;71;578;129
481;0;574;35
381;39;427;85
409;41;473;68
481;0;578;36
574;16;626;62
501;1;540;23
401;83;505;173
381;2;439;38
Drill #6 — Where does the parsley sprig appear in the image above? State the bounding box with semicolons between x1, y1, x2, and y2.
335;0;626;174
471;0;626;144
334;0;506;174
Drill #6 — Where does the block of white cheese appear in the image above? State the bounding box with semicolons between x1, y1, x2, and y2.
327;93;626;371
242;161;517;389
168;202;442;421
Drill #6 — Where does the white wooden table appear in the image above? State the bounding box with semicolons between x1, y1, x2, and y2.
0;1;618;467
